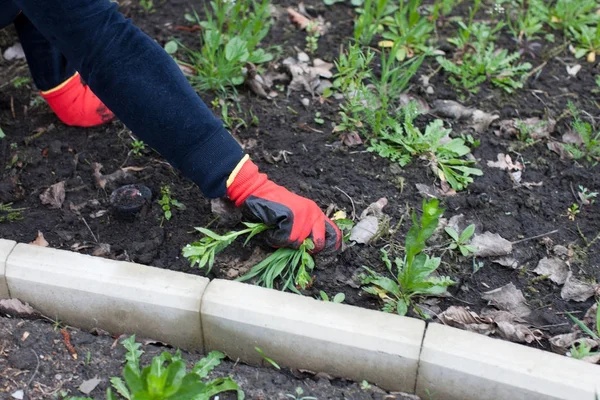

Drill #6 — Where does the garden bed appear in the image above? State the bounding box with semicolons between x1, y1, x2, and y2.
1;0;599;371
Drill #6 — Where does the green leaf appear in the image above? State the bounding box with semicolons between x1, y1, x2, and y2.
163;360;187;397
319;290;329;301
0;126;5;139
575;48;588;59
367;276;400;295
110;377;131;400
123;364;144;395
459;224;476;243
201;377;242;399
396;298;408;316
444;226;459;242
248;48;273;64
122;335;143;376
567;312;600;340
333;293;346;303
192;351;225;378
106;388;118;400
225;37;250;62
164;41;178;54
255;347;281;370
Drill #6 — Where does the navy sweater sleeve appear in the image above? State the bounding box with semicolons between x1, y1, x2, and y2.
11;0;245;198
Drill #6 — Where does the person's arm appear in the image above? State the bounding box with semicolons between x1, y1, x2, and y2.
14;0;340;252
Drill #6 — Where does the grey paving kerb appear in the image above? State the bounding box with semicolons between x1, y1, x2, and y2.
0;239;598;399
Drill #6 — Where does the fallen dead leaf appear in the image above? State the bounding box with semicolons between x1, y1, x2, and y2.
40;181;66;209
482;283;530;318
0;298;38;317
561;271;599;302
533;257;569;285
349;216;379;244
470;109;500;133
494;320;543;343
495;118;555;140
284;56;333;96
92;163;145;190
547;141;574;160
471;232;513;257
549;332;580;354
79;377;102;395
3;43;25;61
492;256;519;269
487;153;523;171
438;306;495;335
29;231;49;247
432;100;474;119
360;197;388;219
92;243;111;257
339;131;363;147
398;94;430;113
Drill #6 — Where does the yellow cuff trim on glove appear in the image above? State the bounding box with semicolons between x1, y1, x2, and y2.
40;72;79;95
226;154;250;188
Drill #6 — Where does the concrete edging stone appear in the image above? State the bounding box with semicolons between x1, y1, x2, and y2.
0;238;599;398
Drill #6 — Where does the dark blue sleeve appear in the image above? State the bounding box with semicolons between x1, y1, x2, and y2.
11;0;245;198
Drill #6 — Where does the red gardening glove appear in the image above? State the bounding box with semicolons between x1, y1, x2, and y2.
41;72;115;127
226;157;341;254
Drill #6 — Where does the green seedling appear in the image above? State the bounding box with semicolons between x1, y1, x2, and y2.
569;23;600;62
12;76;31;88
286;387;317;400
504;0;546;55
158;185;185;222
367;102;482;191
333;214;355;243
314;112;325;125
546;0;599;35
70;335;243;399
360;380;372;390
183;222;269;273
564;102;600;164
569;341;598;360
305;21;320;54
567;203;580;221
445;224;476;257
578;186;598;206
354;0;395;45
319;290;345;303
130;139;146;158
255;347;281;370
361;199;454;317
567;300;600;341
139;0;153;12
0;203;25;222
380;0;435;61
178;0;274;95
436;43;531;93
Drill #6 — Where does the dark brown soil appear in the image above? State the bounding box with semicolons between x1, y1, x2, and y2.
0;316;390;399
1;0;599;389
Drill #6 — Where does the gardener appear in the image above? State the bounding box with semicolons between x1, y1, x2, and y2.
0;0;341;254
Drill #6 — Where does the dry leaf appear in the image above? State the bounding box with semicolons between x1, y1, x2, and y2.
470;109;499;133
487;153;523;170
92;243;111;257
360;197;388;219
438;306;495;335
415;183;456;198
340;131;363;147
471;232;513;257
547;141;574;160
287;7;311;30
398;94;430;113
482;283;530;317
0;298;38;316
3;43;25;61
549;332;580;355
495;118;555;139
432;100;474;119
92;163;144;189
561;271;598;302
40;181;66;209
79;377;102;395
29;231;49;247
533;257;569;285
492;256;519;269
349;216;379;244
495;320;543;343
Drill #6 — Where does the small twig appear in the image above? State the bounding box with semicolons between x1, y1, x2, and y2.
80;216;98;243
26;349;39;388
333;186;356;221
511;229;559;245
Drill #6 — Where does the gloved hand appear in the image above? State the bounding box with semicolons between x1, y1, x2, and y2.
40;72;114;127
226;155;341;254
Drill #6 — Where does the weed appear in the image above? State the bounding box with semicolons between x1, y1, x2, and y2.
578;186;598;206
182;222;269;273
332;213;355;242
569;341;598;360
0;203;25;222
319;290;345;303
360;380;372;390
0;126;4;138
436;43;531;93
380;0;435;61
367;102;482;191
360;199;454;316
568;301;600;346
546;0;599;35
179;0;274;94
354;0;395;45
445;223;476;257
158;185;185;222
129;139;146;158
569;23;600;62
139;0;153;12
255;347;281;370
305;21;321;54
12;76;31;88
106;335;243;400
314;112;325;125
504;0;546;43
212;98;246;132
286;387;317;400
564;102;600;164
567;203;580;221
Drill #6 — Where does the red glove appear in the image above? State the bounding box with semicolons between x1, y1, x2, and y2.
41;72;115;127
227;156;341;254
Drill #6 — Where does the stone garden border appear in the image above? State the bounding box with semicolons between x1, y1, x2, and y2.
0;239;598;399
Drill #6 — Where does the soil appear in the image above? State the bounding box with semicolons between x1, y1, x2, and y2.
1;0;600;393
0;316;393;399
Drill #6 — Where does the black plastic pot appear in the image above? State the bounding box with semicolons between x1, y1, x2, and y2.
109;184;152;221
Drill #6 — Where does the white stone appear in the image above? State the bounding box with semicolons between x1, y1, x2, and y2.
416;323;600;400
0;239;17;299
201;279;425;391
6;244;207;350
